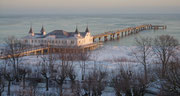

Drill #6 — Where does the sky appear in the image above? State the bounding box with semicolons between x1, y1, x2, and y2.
0;0;180;15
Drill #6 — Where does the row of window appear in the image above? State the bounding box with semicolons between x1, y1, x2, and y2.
26;39;75;44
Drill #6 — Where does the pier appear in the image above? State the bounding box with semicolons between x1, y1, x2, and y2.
93;24;166;42
0;24;166;59
0;42;102;59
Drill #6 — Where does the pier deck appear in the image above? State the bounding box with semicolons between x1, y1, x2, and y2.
93;24;166;42
0;42;102;59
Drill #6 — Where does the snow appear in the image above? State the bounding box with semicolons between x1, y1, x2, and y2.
1;45;177;96
90;46;135;61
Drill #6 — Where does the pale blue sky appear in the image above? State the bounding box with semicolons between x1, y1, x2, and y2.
0;0;180;14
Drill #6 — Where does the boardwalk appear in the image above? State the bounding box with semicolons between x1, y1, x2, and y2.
93;24;166;42
0;42;102;59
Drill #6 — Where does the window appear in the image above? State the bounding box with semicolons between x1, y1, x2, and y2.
24;40;28;43
71;40;74;44
62;40;67;44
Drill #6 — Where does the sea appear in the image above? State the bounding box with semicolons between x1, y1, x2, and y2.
0;14;180;46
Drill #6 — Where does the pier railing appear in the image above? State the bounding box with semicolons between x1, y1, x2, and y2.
0;42;102;59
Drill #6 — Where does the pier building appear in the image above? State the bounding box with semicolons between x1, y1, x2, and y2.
22;26;93;46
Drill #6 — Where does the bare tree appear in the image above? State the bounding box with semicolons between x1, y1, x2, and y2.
3;69;16;96
53;62;68;96
67;63;77;92
91;69;108;96
39;54;56;91
82;73;93;96
72;80;81;96
131;73;146;96
3;36;27;80
112;63;148;96
0;69;5;96
112;67;133;96
160;56;180;96
18;66;31;89
41;64;51;91
133;36;152;84
29;79;39;96
153;35;179;78
79;51;91;80
82;68;107;96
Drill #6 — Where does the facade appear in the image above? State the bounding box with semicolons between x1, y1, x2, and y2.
22;26;93;46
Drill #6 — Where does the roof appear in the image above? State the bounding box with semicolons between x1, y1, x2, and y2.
45;30;87;38
85;26;90;33
29;27;33;34
40;26;45;33
75;27;79;34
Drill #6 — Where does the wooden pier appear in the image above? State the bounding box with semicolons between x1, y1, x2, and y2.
93;24;167;42
0;42;102;59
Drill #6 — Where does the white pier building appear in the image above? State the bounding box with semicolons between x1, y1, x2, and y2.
22;26;93;46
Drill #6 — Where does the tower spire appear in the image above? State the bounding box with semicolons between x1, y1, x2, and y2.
41;25;45;34
75;25;79;34
29;24;34;36
29;23;33;34
85;24;90;33
40;24;46;35
29;27;33;34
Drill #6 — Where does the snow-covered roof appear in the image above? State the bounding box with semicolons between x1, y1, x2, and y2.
45;30;87;38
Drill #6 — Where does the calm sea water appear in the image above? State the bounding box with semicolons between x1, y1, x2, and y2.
0;14;180;46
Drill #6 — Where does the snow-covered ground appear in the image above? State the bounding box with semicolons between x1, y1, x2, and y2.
0;45;173;96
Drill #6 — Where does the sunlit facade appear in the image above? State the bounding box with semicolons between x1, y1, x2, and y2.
22;26;93;46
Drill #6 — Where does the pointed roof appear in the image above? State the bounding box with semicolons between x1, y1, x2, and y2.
40;25;45;33
29;27;33;34
75;25;79;34
85;25;90;33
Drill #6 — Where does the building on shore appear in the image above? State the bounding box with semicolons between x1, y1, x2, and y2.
22;25;94;46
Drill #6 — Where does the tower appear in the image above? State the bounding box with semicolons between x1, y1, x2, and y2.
40;25;46;35
29;26;34;36
74;25;80;37
85;25;90;33
75;25;79;34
